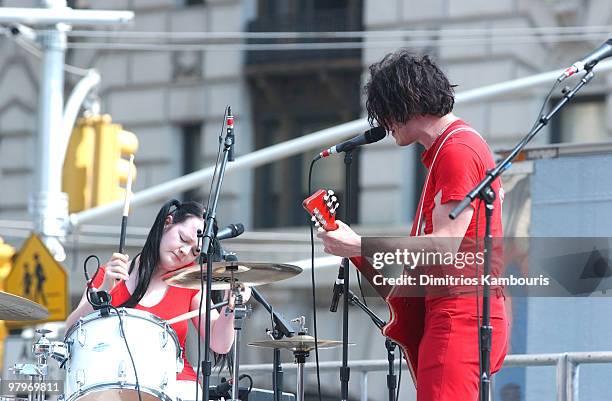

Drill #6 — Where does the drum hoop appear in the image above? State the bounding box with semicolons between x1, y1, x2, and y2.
64;308;181;357
64;382;174;401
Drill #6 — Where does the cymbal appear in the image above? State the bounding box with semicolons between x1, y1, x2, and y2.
0;291;49;321
162;261;302;290
248;335;348;352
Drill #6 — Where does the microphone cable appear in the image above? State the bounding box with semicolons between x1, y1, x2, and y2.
83;255;142;401
307;158;323;401
529;79;561;134
396;347;402;401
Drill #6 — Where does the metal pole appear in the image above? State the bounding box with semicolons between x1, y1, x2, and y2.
556;353;569;401
295;353;306;401
0;7;134;25
31;0;69;261
566;360;579;401
61;69;101;157
340;150;354;401
360;372;368;401
0;4;132;259
231;291;248;401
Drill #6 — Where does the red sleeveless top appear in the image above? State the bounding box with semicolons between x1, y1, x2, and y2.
92;266;200;381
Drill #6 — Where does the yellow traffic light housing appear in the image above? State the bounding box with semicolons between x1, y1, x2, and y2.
0;237;15;275
0;238;14;372
91;115;138;206
62;115;138;212
62;116;96;213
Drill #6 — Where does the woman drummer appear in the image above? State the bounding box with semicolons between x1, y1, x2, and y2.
66;199;243;399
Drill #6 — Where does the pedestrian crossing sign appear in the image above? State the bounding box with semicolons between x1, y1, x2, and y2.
3;234;68;325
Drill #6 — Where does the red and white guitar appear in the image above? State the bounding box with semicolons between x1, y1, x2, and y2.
303;189;422;386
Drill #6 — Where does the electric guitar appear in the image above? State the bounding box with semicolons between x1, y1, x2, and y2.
303;189;422;386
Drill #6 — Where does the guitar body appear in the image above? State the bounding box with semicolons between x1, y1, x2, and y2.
350;257;423;386
304;190;425;387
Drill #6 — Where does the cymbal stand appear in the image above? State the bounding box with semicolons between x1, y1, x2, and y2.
293;350;309;401
12;329;66;401
291;317;309;401
343;289;398;401
230;271;251;401
250;287;296;401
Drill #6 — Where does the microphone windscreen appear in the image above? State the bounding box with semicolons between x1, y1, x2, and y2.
364;126;387;143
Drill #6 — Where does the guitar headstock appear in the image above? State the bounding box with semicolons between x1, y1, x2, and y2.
302;189;339;231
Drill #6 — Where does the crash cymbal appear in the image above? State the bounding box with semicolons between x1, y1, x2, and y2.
248;335;348;352
162;261;302;290
0;291;49;321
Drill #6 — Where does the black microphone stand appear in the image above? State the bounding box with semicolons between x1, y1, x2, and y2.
340;150;354;401
250;287;296;401
198;107;235;401
341;288;397;401
449;71;595;401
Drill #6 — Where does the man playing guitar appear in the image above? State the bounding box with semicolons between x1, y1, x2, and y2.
317;50;509;401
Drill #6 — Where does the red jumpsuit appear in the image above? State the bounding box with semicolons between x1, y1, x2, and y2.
410;120;508;401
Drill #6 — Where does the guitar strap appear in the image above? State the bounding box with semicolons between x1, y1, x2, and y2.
394;125;481;388
411;125;481;236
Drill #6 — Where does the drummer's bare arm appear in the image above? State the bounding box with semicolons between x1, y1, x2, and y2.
190;291;236;354
65;289;95;329
65;254;130;329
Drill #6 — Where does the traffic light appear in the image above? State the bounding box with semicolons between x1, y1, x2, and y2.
0;236;15;275
62;116;96;213
91;114;139;207
62;115;138;212
0;237;13;370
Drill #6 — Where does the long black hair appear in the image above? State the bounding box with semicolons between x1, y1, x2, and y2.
120;199;217;308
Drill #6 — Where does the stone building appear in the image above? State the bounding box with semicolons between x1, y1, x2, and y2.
0;0;611;400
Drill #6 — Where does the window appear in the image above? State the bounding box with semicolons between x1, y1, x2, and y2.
550;95;607;143
181;123;203;201
313;0;349;10
253;118;359;228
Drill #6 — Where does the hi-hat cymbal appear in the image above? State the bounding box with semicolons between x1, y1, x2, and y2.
248;335;348;352
0;291;49;321
162;261;302;290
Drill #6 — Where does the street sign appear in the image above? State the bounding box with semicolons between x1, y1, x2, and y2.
3;234;68;325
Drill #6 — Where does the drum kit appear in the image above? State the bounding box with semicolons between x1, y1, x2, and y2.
1;260;346;401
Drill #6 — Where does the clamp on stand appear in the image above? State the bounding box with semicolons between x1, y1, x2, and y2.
291;317;309;401
229;272;251;401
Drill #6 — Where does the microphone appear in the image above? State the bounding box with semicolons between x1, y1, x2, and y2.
329;263;344;313
216;223;244;241
209;379;232;399
315;126;386;161
83;258;112;316
558;38;612;81
226;107;235;162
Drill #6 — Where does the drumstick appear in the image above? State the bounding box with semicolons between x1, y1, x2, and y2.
116;154;135;282
166;300;229;324
119;154;134;253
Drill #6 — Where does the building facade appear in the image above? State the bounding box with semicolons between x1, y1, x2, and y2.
1;0;612;400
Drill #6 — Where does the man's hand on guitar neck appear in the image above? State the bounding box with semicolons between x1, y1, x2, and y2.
317;220;361;258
